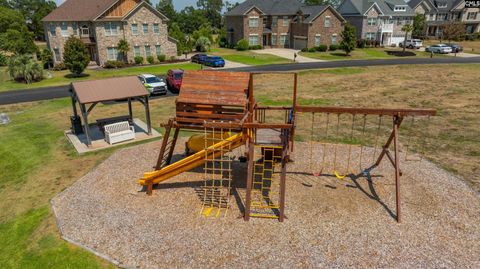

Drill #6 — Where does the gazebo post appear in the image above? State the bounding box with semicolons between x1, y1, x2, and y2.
145;96;152;135
128;98;133;120
79;103;92;146
70;87;78;118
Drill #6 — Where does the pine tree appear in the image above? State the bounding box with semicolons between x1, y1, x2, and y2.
340;23;356;56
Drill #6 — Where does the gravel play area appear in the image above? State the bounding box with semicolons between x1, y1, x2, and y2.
52;139;480;268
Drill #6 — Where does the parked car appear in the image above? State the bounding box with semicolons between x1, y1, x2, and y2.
425;44;453;54
399;39;423;49
204;56;225;68
166;69;184;93
444;43;463;53
138;74;167;95
191;53;208;64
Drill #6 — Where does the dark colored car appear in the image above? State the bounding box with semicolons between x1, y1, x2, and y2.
191;54;208;64
445;43;463;53
166;69;184;93
204;56;225;68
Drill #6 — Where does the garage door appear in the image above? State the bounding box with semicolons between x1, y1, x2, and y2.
294;38;307;50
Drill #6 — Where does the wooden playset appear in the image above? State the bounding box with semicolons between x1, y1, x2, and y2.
138;71;436;222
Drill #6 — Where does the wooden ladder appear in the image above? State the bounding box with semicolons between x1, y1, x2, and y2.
155;119;180;170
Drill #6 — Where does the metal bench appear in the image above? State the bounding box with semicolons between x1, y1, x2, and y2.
104;121;135;145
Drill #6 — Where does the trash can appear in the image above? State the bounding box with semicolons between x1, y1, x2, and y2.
70;115;83;134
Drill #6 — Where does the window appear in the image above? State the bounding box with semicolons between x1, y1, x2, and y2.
271;34;277;45
134;46;141;57
367;18;377;26
144;45;151;57
81;25;89;36
131;24;138;35
153;23;159;34
263;17;267;27
143;23;148;34
155;45;161;55
280;34;289;46
272;16;278;27
107;47;118;61
315;34;321;46
53;49;61;62
73;24;78;36
365;32;376;40
283;16;289;26
105;22;118;36
249;16;259;27
49;24;56;36
249;34;259;45
61;23;68;37
324;16;331;27
331;34;337;45
394;6;407;12
467;12;478;20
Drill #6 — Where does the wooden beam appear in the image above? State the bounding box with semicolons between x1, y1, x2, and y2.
296;106;436;116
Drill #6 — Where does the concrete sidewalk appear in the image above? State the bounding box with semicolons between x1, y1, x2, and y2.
252;48;324;63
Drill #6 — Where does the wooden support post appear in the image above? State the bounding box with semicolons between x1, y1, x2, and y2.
80;104;91;146
166;128;180;165
156;119;173;170
147;181;153;196
145;96;152;135
128;98;133;120
244;141;254;221
375;116;404;166
279;133;289;222
393;116;402;223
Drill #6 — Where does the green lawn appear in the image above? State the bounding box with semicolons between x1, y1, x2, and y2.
300;48;443;61
210;47;292;65
0;63;201;92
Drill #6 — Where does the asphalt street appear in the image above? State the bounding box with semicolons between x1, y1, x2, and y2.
1;56;479;105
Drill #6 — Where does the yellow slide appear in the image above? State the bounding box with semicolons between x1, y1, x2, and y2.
138;132;244;186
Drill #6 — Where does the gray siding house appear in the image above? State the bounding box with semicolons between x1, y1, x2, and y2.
42;0;177;66
337;0;416;46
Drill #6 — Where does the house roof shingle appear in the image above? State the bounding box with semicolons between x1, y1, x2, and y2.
339;0;416;16
42;0;118;22
226;0;304;16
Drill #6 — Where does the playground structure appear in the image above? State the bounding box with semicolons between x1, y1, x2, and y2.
138;71;436;222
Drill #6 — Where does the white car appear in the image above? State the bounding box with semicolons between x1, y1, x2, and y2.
138;74;167;95
399;39;423;49
425;44;453;54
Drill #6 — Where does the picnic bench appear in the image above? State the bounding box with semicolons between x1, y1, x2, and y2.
104;121;136;145
96;115;133;135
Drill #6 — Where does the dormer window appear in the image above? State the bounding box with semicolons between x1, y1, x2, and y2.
81;25;89;36
394;6;407;12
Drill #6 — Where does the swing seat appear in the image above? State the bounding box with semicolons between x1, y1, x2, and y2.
334;171;347;179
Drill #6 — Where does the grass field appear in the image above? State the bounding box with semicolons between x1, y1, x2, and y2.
0;64;479;268
300;47;443;60
0;63;201;92
210;47;292;65
424;39;480;54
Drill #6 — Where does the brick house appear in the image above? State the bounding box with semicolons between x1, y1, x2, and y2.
225;0;346;49
337;0;416;46
42;0;177;66
407;0;480;37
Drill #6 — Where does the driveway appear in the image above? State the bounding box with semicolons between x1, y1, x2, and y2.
252;48;324;63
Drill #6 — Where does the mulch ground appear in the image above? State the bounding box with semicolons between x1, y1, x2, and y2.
52;139;480;268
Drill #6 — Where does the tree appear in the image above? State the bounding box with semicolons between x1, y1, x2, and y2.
303;0;340;7
7;54;43;84
177;6;209;35
40;48;53;69
412;14;426;38
196;0;224;29
117;39;130;63
63;36;89;76
340;23;356;56
156;0;177;27
195;36;211;52
225;1;239;11
0;6;37;54
442;22;465;42
8;0;57;40
401;24;413;53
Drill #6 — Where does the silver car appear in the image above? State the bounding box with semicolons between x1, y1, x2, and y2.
138;74;168;95
425;44;453;54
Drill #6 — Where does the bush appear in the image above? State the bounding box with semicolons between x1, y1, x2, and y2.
249;45;263;50
301;47;309;52
63;36;90;76
147;55;155;64
7;54;43;84
104;60;125;69
134;56;144;65
316;45;328;52
195;36;211;52
40;48;53;69
357;39;366;49
308;48;316;53
169;56;176;61
0;53;7;66
219;36;227;48
329;44;339;51
157;54;166;62
52;63;67;71
236;39;249;51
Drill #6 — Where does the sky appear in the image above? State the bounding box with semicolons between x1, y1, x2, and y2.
54;0;241;11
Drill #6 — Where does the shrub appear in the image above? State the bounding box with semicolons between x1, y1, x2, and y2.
157;54;166;62
40;49;53;69
63;36;90;76
329;44;339;51
308;47;316;53
236;39;249;51
7;54;43;84
134;56;144;65
357;39;366;49
316;45;328;52
104;60;125;69
219;36;227;48
147;55;155;64
52;63;67;71
0;53;7;66
195;36;211;52
301;47;309;52
249;45;263;50
169;56;176;61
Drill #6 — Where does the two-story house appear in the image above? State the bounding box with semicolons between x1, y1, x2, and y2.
42;0;177;66
225;0;346;50
337;0;416;46
407;0;480;37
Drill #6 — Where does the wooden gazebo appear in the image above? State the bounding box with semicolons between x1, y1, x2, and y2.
70;76;152;146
